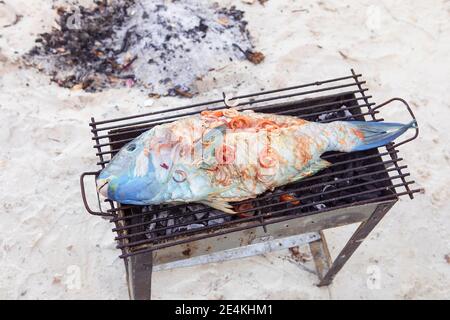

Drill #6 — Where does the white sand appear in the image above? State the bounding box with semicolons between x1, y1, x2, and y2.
0;0;449;299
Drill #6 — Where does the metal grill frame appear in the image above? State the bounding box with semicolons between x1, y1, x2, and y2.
80;69;419;299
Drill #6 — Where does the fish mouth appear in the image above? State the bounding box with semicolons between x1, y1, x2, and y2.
97;178;110;197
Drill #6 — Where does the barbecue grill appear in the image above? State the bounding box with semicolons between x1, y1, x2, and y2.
80;70;420;299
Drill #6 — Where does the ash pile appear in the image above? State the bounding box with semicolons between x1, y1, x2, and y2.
26;0;264;96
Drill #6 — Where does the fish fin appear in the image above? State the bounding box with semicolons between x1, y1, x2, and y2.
201;199;236;214
309;159;332;174
348;120;417;151
293;159;332;180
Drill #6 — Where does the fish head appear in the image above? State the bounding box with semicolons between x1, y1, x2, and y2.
96;133;159;204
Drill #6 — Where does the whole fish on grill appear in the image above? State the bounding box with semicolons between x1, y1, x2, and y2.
97;108;416;213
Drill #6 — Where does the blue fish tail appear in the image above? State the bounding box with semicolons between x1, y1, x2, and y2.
350;120;417;151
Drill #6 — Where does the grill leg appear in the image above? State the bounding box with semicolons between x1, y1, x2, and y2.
317;202;395;286
309;231;332;283
126;251;154;300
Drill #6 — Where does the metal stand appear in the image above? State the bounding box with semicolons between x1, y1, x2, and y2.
125;202;395;299
312;202;395;286
126;251;153;300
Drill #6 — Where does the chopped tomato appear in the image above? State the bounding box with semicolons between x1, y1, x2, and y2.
201;110;224;117
228;116;252;130
256;119;279;131
222;108;239;118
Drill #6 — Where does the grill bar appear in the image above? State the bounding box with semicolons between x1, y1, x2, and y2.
90;81;366;133
90;74;363;127
351;69;375;121
248;90;368;112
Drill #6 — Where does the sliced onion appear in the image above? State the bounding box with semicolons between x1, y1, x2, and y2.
173;170;187;183
222;108;239;118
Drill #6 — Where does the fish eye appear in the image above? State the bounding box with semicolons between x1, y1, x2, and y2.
126;144;137;152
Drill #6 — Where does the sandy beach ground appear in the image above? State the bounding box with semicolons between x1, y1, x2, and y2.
0;0;449;299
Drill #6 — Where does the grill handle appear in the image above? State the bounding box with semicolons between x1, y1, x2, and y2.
80;171;115;217
373;97;419;148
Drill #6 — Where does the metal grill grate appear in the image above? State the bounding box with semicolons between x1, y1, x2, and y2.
81;70;419;259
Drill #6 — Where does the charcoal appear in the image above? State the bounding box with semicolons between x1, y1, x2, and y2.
186;204;206;220
25;0;260;95
314;203;327;210
207;210;230;225
340;105;354;119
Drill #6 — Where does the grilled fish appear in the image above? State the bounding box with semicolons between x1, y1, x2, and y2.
97;108;416;213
